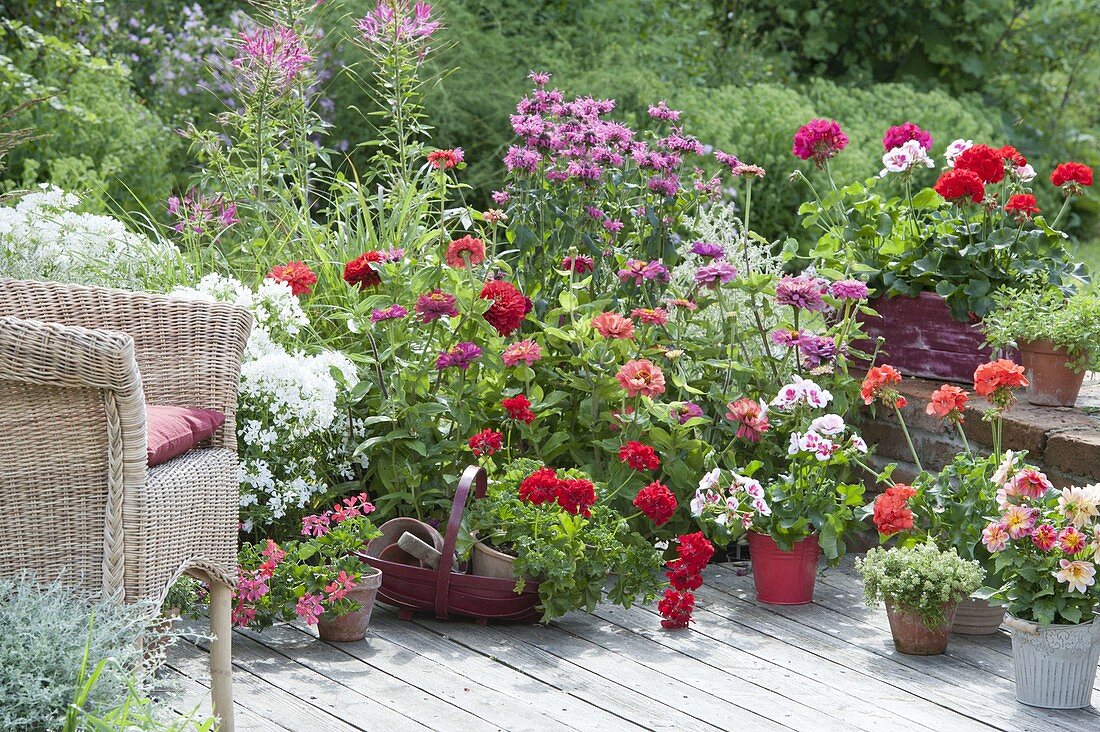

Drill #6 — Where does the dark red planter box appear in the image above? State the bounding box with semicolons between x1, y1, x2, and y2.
856;292;994;383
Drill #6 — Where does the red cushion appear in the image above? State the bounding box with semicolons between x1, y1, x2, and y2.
146;405;225;467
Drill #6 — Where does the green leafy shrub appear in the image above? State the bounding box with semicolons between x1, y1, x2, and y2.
0;576;154;731
0;21;178;212
857;541;983;629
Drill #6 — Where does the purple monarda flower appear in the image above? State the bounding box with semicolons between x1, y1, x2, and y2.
528;70;551;86
714;150;741;172
233;25;312;88
647;174;680;197
436;342;482;370
830;279;870;301
491;190;510;205
775;275;827;311
648;101;682;121
694;261;739;289
504;146;541;173
690;241;725;259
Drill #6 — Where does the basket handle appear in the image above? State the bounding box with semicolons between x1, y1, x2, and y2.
434;464;486;619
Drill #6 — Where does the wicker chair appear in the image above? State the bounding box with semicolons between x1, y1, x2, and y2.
0;278;251;731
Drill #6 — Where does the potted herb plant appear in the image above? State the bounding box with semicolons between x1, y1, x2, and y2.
462;459;664;621
981;286;1100;407
234;493;383;642
981;482;1100;708
865;362;1037;634
797;122;1090;382
857;541;982;655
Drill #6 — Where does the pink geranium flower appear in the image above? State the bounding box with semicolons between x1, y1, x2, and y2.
792;119;849;166
295;593;325;625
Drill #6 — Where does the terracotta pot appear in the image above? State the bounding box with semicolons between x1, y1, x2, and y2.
1019;339;1085;407
747;532;820;605
885;598;956;655
317;566;383;642
470;540;518;580
856;292;1000;382
952;595;1005;635
365;517;444;568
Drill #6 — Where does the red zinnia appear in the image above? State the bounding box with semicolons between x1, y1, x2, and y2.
562;256;595;274
480;280;527;336
1005;193;1040;218
519;467;559;505
872;484;917;536
633;481;677;526
343;251;384;290
954;144;1005;184
618;441;660;471
445;235;486;269
502;394;536;424
1050;162;1093;191
556;478;597;517
934;168;985;204
267;260;318;296
467;429;503;457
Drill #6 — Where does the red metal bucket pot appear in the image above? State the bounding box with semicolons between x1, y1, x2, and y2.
747;532;820;605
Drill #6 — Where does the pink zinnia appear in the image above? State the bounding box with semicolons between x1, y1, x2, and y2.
631;307;669;326
830;279;870;301
617;259;669;286
415;290;459;322
436;342;482;370
502;339;542;367
726;398;770;443
792;118;849;166
591;312;635;340
371;304;408;322
671;402;704;424
616;359;666;398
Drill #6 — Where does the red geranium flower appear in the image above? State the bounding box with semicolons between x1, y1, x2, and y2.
926;385;968;423
467;429;503;457
974;359;1028;410
872;483;917;536
267;260;318;296
999;145;1027;168
343;251;385;290
1005;193;1040;218
445;235;486;269
860;365;906;408
556;478;596;517
1050;162;1093;192
658;588;695;629
633;481;677;526
618;441;660;471
518;467;559;505
502;394;536;424
674;531;715;574
934;168;985;204
666;564;703;592
480;280;527;336
954;144;1005;184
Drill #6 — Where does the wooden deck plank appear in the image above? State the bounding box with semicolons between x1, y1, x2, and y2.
156;664;281;732
238;623;498;732
409;615;758;731
703;567;1091;731
546;609;859;731
352;608;645;732
167;635;364;732
586;600;967;731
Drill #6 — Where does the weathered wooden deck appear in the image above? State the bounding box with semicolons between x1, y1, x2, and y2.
165;559;1100;731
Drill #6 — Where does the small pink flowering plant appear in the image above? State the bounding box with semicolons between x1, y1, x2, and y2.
232;493;381;629
981;477;1100;626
